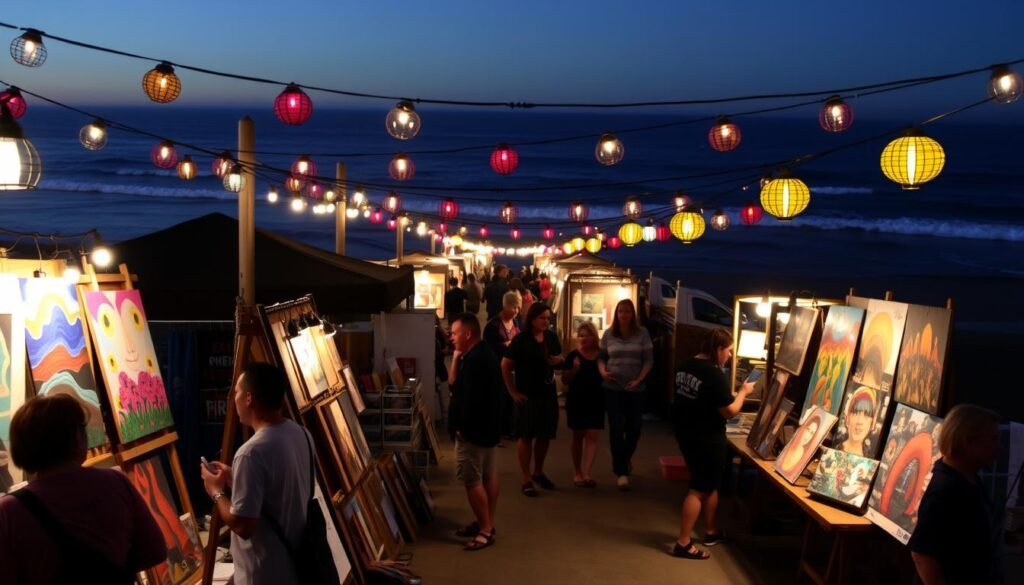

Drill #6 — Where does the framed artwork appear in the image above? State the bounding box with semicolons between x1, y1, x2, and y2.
581;292;604;315
0;276;27;493
807;447;880;510
852;299;908;392
313;474;353;585
320;397;365;486
571;314;604;333
755;398;794;460
746;370;790;450
419;401;443;463
379;458;417;541
84;289;173;444
124;451;202;585
775;306;819;375
366;470;403;556
309;325;342;390
271;320;309;410
392;451;431;524
866;404;943;544
893;304;952;415
774;406;838;484
832;382;891;459
341;489;384;564
801;305;864;421
21;279;108;449
339;390;373;467
342;366;366;413
289;328;330;401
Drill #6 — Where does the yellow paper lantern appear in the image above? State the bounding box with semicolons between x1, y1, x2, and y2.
571;237;586;252
618;222;643;247
760;174;811;221
562;242;575;254
669;211;706;244
585;237;602;253
880;129;946;190
450;234;464;247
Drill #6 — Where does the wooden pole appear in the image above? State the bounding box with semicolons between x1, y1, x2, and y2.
335;162;347;256
396;218;405;262
238;117;256;305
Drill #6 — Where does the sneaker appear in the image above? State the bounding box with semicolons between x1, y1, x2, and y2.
703;531;726;546
616;475;630;490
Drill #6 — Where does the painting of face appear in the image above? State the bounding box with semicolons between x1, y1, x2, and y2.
832;382;891;459
21;279;107;449
774;406;837;484
802;305;864;420
852;300;908;392
893;304;951;415
808;447;880;509
85;290;173;443
0;276;27;491
775;306;819;376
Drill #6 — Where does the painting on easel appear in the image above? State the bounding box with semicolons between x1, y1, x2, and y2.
801;305;864;421
852;299;907;392
832;382;890;459
0;275;27;492
893;304;952;416
774;306;819;376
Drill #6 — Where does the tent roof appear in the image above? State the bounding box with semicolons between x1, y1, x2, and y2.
110;213;414;320
553;250;615;267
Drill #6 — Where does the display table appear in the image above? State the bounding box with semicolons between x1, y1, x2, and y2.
727;435;873;585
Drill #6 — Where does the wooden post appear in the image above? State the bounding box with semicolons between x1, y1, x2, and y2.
430;234;436;255
335;162;347;256
396;218;405;262
238;117;256;305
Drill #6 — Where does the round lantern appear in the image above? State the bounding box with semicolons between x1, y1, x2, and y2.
709;117;741;152
819;95;854;132
267;186;280;203
323;188;337;203
386;100;421;140
670;210;706;244
291;155;317;178
150;140;178;169
740;202;764;225
370;207;384;224
0;88;26;119
210;151;232;177
176;155;197;180
989;65;1022;104
500;201;518;224
0;108;41;190
387;215;398;230
10;29;47;68
562;242;575;255
642;219;657;243
142;62;181;104
274;83;313;125
290;193;306;212
656;222;671;242
285;174;305;193
510;226;521;240
383;191;401;213
458;224;468;235
436;222;448;235
439;198;459;220
570;237;586;252
596;228;606;242
224;164;244;192
490;143;519;175
760;172;811;220
673;192;692;212
711;209;730;231
618;222;643;247
451;234;464;247
78;119;108;150
585;237;602;253
623;197;642;219
479;224;489;238
595;133;625;166
303;182;322;200
568;201;589;223
607;235;622;249
582;224;595;236
880;129;945;190
416;221;429;237
542;225;555;240
388;153;414;181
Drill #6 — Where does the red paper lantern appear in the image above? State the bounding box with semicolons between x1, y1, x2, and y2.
389;153;415;181
510;226;521;240
438;198;459;220
274;83;313;125
499;201;518;224
383;191;401;213
370;207;384;224
819;95;854;133
387;216;398;230
490;143;519;175
708;117;741;152
568;201;589;223
0;88;26;119
542;225;555;240
479;225;489;238
291;155;317;178
740;202;764;225
212;151;233;178
582;224;594;236
607;235;622;249
437;222;448;234
656;223;671;242
150;141;178;169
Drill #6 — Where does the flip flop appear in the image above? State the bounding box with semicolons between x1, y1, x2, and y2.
669;541;710;560
464;531;495;552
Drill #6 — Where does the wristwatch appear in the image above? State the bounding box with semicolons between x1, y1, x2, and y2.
211;491;226;504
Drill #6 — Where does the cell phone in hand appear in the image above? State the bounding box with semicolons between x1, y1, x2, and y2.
744;369;765;384
200;456;215;473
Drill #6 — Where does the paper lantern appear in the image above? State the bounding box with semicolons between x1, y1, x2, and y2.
436;222;448;234
642;219;657;242
568;200;589;223
0;88;26;119
510;226;521;240
618;222;643;247
670;210;706;244
370;207;384;224
386;100;421;140
479;224;489;238
150;140;178;169
711;209;730;231
383;191;402;213
989;65;1022;104
542;225;555;240
740;202;764;225
439;198;459;220
291;155;317;178
0;107;41;190
709;117;741;152
490;143;519;175
656;223;671;242
595;133;624;166
562;242;575;254
78;119;108;150
176;155;197;180
607;235;621;249
267;186;280;203
500;201;518;223
623;197;642;219
10;29;46;67
819;95;854;132
207;151;231;177
142;62;181;104
285;174;305;193
224;164;244;192
760;173;811;220
585;237;602;253
673;191;692;211
387;215;398;230
880;129;945;190
389;153;415;181
274;83;313;125
583;224;596;236
571;237;586;252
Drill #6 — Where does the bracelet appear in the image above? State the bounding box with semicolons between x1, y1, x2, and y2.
211;491;226;504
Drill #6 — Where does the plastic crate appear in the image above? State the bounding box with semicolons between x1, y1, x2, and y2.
659;455;691;481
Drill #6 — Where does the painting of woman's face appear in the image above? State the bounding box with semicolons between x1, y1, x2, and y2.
801;420;820;446
847;409;872;443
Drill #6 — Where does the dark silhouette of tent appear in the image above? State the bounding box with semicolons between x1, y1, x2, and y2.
109;213;414;320
553;250;616;268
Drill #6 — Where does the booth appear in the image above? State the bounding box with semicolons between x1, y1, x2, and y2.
380;251;452;320
552;266;638;352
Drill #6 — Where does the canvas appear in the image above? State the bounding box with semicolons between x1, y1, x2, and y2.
755;398;794;460
852;299;908;392
127;454;202;585
866;403;943;544
290;328;330;400
314;474;353;583
746;370;790;450
801;305;864;421
572;314;604;333
0;276;26;492
309;324;342;389
774;306;819;375
21;279;107;449
581;293;604;315
387;356;404;387
340;390;373;466
832;382;891;459
807;447;880;509
893;304;952;415
774;406;838;484
84;290;173;443
272;320;307;409
323;398;365;485
343;366;366;413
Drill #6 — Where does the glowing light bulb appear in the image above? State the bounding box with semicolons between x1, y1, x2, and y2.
291;197;305;212
91;247;113;268
756;299;771;318
62;267;81;284
346;207;359;219
267;187;279;203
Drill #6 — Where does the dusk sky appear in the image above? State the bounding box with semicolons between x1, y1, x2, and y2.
3;1;1023;120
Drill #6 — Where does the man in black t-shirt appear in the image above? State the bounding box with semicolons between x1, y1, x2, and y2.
484;265;510;321
444;277;468;326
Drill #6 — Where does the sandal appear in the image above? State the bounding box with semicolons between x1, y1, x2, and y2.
522;481;538;497
532;473;556;490
669;541;710;560
584;479;597;488
455;521;479;538
573;478;588;487
703;531;726;546
464;530;495;551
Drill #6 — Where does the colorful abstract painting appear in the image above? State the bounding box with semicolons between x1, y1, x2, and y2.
774;306;819;376
893;304;952;415
127;454;203;585
774;406;837;484
20;279;107;449
801;305;864;421
85;290;173;443
808;447;880;509
0;276;26;492
832;382;891;459
852;300;908;392
866;404;943;544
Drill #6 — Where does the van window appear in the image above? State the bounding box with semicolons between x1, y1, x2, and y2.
693;297;732;326
661;284;676;299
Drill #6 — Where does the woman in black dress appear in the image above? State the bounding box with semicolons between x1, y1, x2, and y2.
561;321;604;487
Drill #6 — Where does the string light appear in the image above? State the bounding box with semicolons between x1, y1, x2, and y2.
346;204;359;219
880;128;946;190
290;192;306;212
274;83;313;125
267;185;280;203
479;224;489;238
91;244;113;268
369;207;384;223
0;102;41;190
10;29;46;67
0;88;26;119
351;186;367;207
384;191;401;213
389;153;415;181
78;118;107;150
416;221;429;237
223;163;244;192
386;100;421;140
542;225;554;240
760;171;811;220
708;117;741;152
568;201;588;223
207;151;230;177
819;95;854;132
595;133;624;166
142;62;182;103
323;188;337;202
176;155;197;180
500;201;518;224
490;143;519;175
149;140;178;169
988;65;1022;104
673;191;692;211
459;224;468;235
387;215;398;230
622;197;642;219
670;210;706;244
303;182;321;200
510;226;521;240
711;209;730;231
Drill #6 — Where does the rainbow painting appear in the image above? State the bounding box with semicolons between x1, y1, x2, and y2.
801;305;864;421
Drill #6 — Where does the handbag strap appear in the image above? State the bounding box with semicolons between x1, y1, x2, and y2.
261;427;316;556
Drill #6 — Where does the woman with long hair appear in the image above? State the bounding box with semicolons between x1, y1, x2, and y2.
501;303;563;497
562;321;604;487
598;299;653;490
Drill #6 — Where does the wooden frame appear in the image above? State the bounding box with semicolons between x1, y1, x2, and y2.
364;466;405;557
418;401;443;463
343;365;366;414
378;454;417;542
775;305;820;376
746;369;790;450
339;390;373;467
390;451;432;524
317;395;366;490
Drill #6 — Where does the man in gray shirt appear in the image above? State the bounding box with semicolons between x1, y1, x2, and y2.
202;362;310;585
